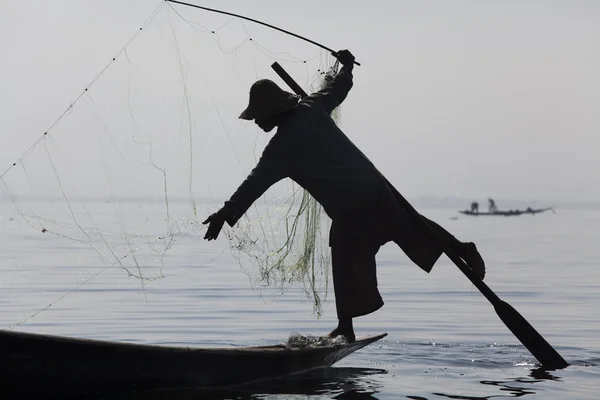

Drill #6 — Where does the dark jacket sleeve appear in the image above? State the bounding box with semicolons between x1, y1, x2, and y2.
308;65;354;114
220;143;287;227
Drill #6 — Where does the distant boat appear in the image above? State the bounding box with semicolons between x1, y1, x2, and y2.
458;207;555;217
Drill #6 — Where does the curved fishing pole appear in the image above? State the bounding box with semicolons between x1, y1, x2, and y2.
165;0;361;66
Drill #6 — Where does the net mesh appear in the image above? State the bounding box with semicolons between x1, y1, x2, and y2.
227;65;341;317
285;332;348;348
0;2;341;328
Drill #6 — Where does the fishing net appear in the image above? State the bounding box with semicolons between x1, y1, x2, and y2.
0;2;342;328
226;66;341;317
285;332;348;348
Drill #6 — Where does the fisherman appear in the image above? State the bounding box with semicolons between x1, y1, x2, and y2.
488;198;497;212
470;201;479;214
202;49;485;342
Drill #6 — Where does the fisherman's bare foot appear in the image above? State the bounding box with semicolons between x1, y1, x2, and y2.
460;242;486;280
328;318;355;342
328;327;356;343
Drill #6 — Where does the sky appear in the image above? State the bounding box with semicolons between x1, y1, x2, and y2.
1;0;599;206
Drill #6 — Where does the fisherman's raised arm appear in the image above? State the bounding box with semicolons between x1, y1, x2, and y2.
312;49;356;115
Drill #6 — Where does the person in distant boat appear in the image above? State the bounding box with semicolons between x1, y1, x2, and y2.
202;50;486;343
488;198;497;213
470;201;479;214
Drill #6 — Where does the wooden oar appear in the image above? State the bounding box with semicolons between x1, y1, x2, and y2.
271;61;569;370
383;184;568;369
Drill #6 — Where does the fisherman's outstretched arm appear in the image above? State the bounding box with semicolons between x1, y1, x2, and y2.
219;150;286;227
313;49;356;114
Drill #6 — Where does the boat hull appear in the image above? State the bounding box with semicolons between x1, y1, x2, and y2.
1;329;386;393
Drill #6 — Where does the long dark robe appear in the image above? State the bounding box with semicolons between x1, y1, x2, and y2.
328;186;457;319
219;64;456;319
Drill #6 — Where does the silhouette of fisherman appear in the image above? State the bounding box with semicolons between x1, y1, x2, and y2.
203;50;485;342
470;201;479;214
488;198;497;213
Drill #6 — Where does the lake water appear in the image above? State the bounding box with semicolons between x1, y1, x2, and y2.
1;199;599;399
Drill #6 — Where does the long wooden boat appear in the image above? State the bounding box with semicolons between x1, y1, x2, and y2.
0;329;386;394
458;207;555;217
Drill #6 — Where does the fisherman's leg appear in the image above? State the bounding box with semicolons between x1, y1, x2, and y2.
328;318;354;342
415;215;486;280
386;200;485;279
328;241;383;342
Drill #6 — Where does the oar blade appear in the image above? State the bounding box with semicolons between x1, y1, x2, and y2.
494;300;568;369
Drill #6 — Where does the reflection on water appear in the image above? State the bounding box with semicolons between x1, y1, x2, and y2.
528;367;563;381
433;367;563;399
56;364;583;400
18;365;577;400
78;367;387;400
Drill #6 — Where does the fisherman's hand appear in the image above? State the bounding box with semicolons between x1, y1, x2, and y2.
334;49;355;67
202;211;226;241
